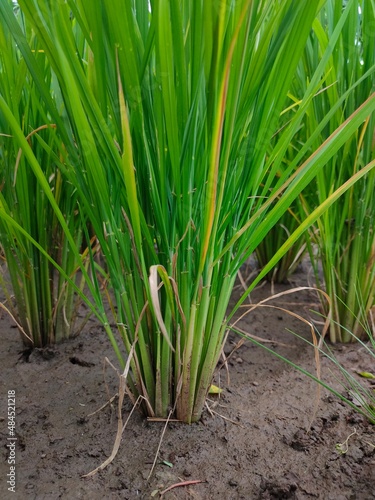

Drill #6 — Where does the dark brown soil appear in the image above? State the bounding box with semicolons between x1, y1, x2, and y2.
1;262;374;499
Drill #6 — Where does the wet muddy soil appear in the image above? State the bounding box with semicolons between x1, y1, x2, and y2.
1;262;374;499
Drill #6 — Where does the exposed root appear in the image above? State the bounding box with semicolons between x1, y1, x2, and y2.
336;428;375;454
336;428;358;454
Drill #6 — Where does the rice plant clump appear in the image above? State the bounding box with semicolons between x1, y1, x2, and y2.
1;0;375;423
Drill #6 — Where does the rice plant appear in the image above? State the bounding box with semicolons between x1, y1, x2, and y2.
294;0;375;342
1;0;375;424
253;89;310;284
0;12;90;347
254;198;307;284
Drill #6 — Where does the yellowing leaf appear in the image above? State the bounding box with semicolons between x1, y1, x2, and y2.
357;371;375;379
209;384;223;394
